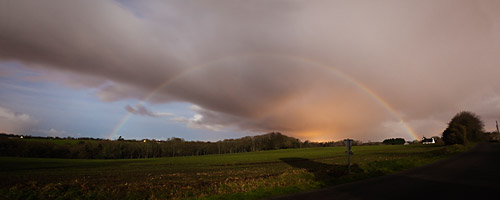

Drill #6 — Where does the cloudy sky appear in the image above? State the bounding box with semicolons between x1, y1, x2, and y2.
1;0;499;142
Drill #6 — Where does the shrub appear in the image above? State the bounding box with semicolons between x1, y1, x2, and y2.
382;138;405;145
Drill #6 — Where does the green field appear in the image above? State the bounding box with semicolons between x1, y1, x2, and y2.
0;144;469;200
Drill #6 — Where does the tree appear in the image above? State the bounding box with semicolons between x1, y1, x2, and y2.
442;125;467;145
442;111;485;145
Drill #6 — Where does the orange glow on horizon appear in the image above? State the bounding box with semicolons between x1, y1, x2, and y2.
294;130;337;142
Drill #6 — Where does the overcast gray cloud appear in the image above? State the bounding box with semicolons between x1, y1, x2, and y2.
1;0;500;141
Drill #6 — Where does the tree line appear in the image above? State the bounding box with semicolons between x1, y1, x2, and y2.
0;132;362;159
7;110;492;160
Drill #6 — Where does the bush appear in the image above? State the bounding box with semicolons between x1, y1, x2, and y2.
382;138;405;145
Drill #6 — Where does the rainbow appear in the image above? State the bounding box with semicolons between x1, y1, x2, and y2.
108;54;419;140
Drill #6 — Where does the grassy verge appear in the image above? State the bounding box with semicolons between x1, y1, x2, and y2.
0;144;470;200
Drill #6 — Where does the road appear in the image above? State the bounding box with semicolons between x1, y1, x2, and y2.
269;143;500;199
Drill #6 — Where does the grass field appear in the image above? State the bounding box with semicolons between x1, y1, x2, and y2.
0;144;469;200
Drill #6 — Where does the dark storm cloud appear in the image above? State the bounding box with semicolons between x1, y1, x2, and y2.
1;0;500;141
0;0;183;89
125;105;157;117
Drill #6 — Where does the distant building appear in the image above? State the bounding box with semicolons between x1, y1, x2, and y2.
422;137;435;144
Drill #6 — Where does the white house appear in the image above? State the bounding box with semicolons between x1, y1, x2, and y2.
422;137;435;144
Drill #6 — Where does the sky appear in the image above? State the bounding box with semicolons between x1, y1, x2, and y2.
1;0;500;142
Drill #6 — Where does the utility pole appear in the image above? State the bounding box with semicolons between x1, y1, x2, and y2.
496;121;499;133
344;139;354;174
496;121;499;140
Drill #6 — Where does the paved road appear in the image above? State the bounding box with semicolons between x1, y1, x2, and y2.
270;143;500;200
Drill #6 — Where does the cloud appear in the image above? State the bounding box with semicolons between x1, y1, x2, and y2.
0;106;37;134
171;114;224;132
154;112;175;117
171;106;225;132
125;105;159;117
35;128;68;137
124;104;223;131
1;0;500;141
125;104;175;118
